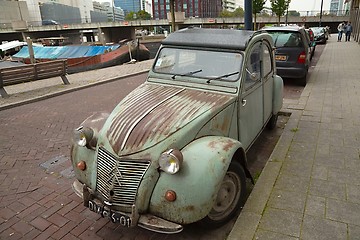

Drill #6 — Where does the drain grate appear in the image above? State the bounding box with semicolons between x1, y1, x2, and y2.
40;155;74;178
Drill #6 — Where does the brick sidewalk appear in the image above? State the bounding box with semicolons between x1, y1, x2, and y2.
0;59;154;110
228;36;360;239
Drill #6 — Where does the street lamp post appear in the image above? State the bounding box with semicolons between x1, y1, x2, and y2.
319;0;324;27
244;0;252;30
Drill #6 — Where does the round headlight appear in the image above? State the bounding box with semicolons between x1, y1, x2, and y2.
159;149;183;174
73;126;94;147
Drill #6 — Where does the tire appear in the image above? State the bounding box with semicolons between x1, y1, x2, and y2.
299;71;307;86
266;113;278;130
199;161;247;228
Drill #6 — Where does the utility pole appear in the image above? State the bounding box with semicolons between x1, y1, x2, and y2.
244;0;252;30
319;0;324;27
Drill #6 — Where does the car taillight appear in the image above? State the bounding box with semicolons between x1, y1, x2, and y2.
297;51;306;64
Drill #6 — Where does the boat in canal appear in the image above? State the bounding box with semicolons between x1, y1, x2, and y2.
12;40;150;74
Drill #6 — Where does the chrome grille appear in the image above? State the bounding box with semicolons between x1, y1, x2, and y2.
96;147;150;206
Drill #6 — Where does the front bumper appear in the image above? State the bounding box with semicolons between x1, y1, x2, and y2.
72;179;183;234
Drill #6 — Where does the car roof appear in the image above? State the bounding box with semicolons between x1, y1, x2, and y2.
263;25;305;32
162;27;261;51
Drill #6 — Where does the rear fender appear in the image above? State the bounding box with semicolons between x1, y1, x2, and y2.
148;136;245;224
273;74;284;114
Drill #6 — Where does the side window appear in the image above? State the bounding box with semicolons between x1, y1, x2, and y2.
262;43;273;78
245;42;261;89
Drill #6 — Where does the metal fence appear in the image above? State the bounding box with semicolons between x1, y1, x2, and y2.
350;9;360;43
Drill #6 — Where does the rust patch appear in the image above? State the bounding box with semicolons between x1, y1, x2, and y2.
107;84;235;155
183;205;195;211
222;139;236;152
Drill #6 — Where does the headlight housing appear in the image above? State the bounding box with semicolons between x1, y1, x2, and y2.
159;149;183;174
73;126;94;148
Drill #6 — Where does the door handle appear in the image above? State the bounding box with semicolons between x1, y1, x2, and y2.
242;99;247;107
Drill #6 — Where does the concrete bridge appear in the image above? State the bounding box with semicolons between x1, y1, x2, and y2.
0;15;350;44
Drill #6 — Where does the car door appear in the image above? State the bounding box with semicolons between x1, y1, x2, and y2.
262;41;275;123
239;41;264;150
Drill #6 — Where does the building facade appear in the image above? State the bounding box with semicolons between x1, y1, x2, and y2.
152;0;222;19
114;0;141;15
330;0;345;15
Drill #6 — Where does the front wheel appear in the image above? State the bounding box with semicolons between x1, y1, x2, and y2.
199;161;246;228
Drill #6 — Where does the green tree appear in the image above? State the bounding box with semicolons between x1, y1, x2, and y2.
219;7;244;18
288;10;300;16
270;0;291;25
233;7;245;17
137;10;151;20
125;11;136;20
125;10;151;21
219;10;233;18
253;0;266;30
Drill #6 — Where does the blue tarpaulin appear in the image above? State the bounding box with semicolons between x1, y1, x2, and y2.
13;45;120;59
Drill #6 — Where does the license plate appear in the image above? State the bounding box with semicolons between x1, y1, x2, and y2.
275;55;287;61
88;200;132;227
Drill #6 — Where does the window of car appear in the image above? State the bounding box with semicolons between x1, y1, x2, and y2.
153;47;243;82
244;42;261;89
267;31;304;48
262;43;272;78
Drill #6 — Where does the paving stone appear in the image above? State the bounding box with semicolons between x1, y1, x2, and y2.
280;160;313;179
301;215;347;240
30;217;52;231
258;208;302;238
309;179;346;200
311;165;328;181
348;224;360;240
304;194;326;218
11;220;35;235
347;184;360;204
274;173;310;193
267;189;307;213
328;168;360;185
254;229;299;240
314;155;345;168
327;198;360;225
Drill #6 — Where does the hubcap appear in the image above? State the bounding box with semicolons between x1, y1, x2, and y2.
208;171;241;221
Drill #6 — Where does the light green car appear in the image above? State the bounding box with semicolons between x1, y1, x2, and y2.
71;27;283;234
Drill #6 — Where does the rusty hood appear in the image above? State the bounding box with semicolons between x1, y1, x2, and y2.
101;83;235;156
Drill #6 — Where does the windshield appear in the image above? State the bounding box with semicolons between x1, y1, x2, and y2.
153;47;243;81
268;31;304;48
311;28;325;35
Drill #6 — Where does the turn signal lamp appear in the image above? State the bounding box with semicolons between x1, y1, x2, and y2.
77;161;86;171
165;190;177;202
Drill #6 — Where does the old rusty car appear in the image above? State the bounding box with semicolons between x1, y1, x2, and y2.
71;27;283;234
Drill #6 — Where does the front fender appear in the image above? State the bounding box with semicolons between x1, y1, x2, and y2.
71;112;109;190
149;136;243;224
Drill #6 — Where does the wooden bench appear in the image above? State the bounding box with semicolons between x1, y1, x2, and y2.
0;60;70;98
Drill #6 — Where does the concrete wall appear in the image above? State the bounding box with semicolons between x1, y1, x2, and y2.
0;1;30;25
40;2;81;25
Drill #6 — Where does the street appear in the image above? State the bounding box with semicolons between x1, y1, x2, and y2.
0;44;325;239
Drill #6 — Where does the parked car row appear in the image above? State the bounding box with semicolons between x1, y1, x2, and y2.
310;26;328;44
262;24;327;86
262;25;311;86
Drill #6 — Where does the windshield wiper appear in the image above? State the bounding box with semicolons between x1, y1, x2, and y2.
206;71;240;83
172;69;202;79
